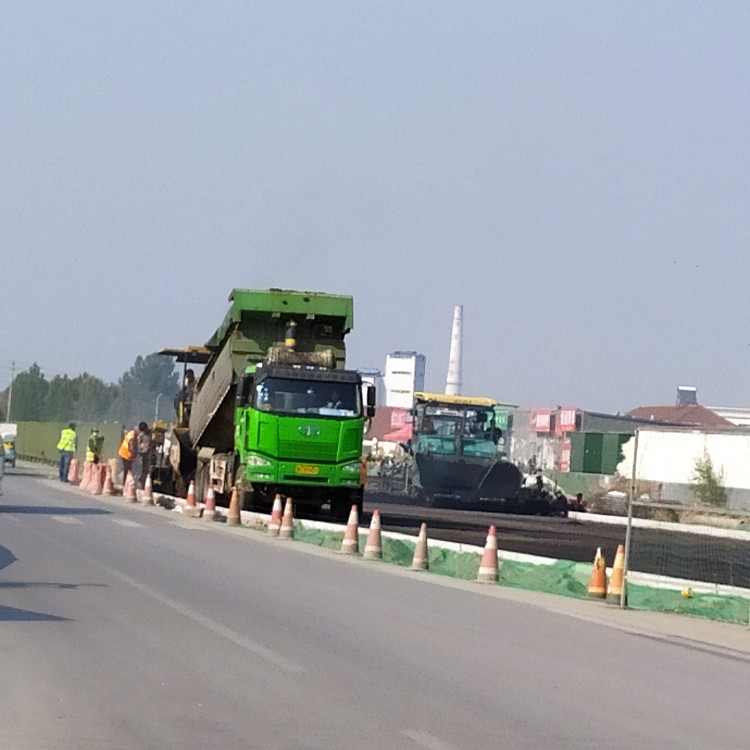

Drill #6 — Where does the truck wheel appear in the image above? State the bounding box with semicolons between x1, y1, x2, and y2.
330;494;351;522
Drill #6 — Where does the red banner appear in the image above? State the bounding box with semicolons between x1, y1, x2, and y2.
555;408;577;436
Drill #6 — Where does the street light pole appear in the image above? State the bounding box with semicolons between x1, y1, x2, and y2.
154;393;163;423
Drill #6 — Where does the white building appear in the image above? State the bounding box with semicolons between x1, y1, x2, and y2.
383;351;426;409
358;368;386;406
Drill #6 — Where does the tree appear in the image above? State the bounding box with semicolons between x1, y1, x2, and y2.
74;373;118;422
46;375;79;422
691;450;728;507
9;364;49;421
109;354;179;424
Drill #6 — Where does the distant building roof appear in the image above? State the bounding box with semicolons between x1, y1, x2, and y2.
626;404;732;427
705;406;750;427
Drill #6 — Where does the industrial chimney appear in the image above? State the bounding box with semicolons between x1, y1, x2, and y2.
445;305;463;396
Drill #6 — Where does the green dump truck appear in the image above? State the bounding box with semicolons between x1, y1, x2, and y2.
160;288;375;519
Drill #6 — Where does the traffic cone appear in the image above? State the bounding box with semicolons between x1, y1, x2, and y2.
141;473;154;505
267;494;283;536
279;497;294;539
79;461;92;491
476;525;499;583
103;465;115;496
227;486;241;526
67;458;80;485
411;522;429;571
186;480;196;507
124;471;137;503
339;505;359;555
89;464;104;496
363;509;383;560
203;486;216;520
607;544;626;605
587;547;607;599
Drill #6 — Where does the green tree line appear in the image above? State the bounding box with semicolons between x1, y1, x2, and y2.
0;354;180;425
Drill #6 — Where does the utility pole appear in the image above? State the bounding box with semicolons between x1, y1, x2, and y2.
6;360;14;421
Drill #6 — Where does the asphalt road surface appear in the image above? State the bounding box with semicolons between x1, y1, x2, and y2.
364;493;750;587
1;466;749;749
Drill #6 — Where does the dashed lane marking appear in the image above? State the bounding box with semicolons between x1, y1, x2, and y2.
112;519;142;528
50;516;84;524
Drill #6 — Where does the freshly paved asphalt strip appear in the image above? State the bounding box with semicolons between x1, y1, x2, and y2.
1;466;749;749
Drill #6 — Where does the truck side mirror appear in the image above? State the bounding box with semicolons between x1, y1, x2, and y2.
237;374;254;407
366;384;376;418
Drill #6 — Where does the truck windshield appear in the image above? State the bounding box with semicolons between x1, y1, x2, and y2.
253;378;362;418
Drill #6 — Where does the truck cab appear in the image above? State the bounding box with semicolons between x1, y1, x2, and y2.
236;363;373;518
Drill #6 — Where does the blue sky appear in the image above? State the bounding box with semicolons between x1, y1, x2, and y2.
2;2;749;412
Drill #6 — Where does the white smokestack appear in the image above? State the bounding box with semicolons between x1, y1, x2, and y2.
445;304;463;396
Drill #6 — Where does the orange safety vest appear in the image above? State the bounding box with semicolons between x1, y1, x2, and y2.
118;430;135;460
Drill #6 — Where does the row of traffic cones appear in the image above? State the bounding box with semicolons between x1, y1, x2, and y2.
70;461;503;583
181;479;242;524
587;544;626;605
70;458;159;506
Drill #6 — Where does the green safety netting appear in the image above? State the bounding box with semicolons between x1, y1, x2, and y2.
257;521;750;624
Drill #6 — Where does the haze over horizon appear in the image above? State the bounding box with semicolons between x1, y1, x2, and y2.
3;2;749;414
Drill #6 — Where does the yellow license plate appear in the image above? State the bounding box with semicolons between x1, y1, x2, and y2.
295;465;319;475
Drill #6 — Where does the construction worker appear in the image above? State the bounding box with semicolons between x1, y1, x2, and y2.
118;426;137;487
56;422;77;482
136;421;152;489
86;427;104;464
174;369;197;426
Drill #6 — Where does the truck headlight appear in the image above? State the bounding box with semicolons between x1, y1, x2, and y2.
342;462;362;474
246;455;272;468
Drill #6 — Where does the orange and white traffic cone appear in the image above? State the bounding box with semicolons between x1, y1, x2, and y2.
587;547;607;599
607;544;626;605
411;522;429;571
124;471;138;503
79;461;92;491
141;473;154;505
103;465;115;496
186;480;196;507
476;525;499;583
279;497;294;539
363;509;383;560
339;505;360;555
203;486;216;520
67;458;80;486
89;464;104;496
267;494;283;536
227;486;241;526
184;480;201;516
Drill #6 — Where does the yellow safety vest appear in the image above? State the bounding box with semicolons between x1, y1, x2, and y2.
56;428;76;452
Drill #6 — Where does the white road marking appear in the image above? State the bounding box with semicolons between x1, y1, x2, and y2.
401;730;460;750
170;520;211;531
111;519;142;528
4;515;20;522
50;516;84;524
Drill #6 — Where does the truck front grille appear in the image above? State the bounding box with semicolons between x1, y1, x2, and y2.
279;440;338;461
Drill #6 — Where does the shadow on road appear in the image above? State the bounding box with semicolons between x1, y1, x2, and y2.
0;505;111;516
0;545;17;572
1;469;52;478
0;582;107;590
0;604;70;622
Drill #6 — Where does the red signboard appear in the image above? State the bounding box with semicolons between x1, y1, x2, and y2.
531;408;552;433
559;439;572;472
555;407;577;436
